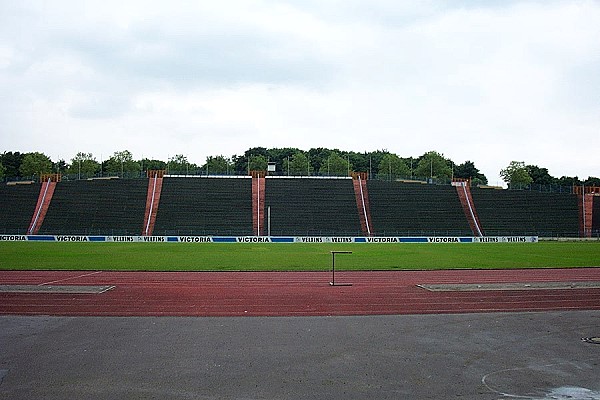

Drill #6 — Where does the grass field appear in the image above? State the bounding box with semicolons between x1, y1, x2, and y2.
1;241;599;271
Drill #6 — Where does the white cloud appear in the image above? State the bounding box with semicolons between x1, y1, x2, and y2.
0;0;599;184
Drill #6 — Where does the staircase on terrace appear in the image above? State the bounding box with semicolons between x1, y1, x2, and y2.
352;173;373;236
28;179;57;235
142;171;165;236
453;180;483;237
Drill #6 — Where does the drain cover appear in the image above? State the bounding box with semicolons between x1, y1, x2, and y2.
582;337;600;344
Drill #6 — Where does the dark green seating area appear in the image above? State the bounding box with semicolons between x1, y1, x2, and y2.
368;181;471;236
264;178;361;236
0;184;40;234
471;188;579;237
0;177;587;237
39;179;147;235
153;178;253;236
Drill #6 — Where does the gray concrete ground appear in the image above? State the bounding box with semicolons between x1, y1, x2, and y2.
1;311;600;399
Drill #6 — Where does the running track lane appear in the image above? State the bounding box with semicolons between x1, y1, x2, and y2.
1;269;600;317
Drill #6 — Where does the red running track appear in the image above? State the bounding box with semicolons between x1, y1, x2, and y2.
1;269;600;317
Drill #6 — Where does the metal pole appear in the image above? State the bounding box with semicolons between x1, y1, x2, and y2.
331;252;336;285
329;251;353;286
268;206;271;237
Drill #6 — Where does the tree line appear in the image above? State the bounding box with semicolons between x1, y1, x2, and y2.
1;148;598;188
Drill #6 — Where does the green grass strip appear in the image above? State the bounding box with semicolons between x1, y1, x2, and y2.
1;241;599;271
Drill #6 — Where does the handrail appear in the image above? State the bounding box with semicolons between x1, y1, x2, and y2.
28;178;51;235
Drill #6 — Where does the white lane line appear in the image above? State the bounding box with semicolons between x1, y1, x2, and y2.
38;271;103;286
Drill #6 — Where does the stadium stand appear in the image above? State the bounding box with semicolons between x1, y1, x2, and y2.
38;179;148;235
470;188;579;237
593;195;600;237
0;183;40;234
264;178;362;236
1;176;589;238
367;181;472;236
153;177;253;236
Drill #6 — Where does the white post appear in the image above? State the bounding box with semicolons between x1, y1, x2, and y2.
268;206;271;237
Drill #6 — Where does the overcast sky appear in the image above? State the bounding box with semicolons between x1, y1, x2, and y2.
1;0;599;185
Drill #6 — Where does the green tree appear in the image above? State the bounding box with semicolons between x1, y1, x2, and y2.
377;153;410;180
525;165;555;186
203;155;232;175
140;158;167;172
347;151;369;173
584;177;600;186
106;150;141;177
366;150;389;177
414;151;452;181
307;148;333;174
454;161;488;185
555;176;582;187
0;162;5;180
19;152;53;178
283;152;312;175
266;147;298;172
500;161;533;188
0;152;25;178
53;159;68;174
68;152;100;178
319;152;352;176
231;147;271;174
167;154;191;174
248;155;268;171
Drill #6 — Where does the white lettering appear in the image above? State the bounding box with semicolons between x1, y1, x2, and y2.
300;237;323;243
57;236;88;242
179;236;212;243
0;235;27;241
477;237;499;243
366;237;398;243
143;236;165;242
331;237;352;243
112;236;134;242
237;237;271;243
428;237;460;243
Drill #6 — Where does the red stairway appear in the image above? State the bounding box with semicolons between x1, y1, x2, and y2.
352;173;373;236
579;194;594;238
575;186;599;238
252;172;266;236
453;180;483;237
142;171;164;236
28;179;57;235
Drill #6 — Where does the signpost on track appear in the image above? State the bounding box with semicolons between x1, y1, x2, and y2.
329;251;353;286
